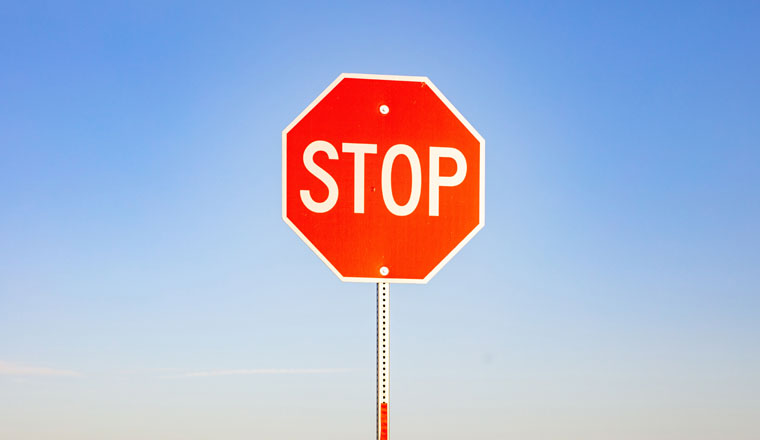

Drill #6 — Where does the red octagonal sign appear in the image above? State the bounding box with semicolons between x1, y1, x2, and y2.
283;74;484;283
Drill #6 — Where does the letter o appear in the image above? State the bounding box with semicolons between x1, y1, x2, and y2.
381;144;422;216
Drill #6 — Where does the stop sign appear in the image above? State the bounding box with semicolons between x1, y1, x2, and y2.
282;73;484;283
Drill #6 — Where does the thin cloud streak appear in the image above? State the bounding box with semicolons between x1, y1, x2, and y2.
0;361;80;377
174;368;353;378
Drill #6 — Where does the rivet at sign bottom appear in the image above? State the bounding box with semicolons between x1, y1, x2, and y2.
379;266;389;276
379;104;389;114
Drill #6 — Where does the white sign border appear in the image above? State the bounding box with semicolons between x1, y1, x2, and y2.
282;73;485;284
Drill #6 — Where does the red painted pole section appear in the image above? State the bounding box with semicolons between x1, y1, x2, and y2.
380;402;388;440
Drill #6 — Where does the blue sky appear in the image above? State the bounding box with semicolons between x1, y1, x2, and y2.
1;1;758;439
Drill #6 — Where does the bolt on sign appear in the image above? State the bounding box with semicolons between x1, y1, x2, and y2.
282;73;485;283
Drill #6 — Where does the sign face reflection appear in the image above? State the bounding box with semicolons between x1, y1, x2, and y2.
283;73;484;283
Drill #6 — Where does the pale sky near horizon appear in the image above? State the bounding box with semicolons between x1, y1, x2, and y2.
1;1;759;439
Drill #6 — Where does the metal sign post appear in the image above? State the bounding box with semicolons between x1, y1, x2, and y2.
377;282;389;440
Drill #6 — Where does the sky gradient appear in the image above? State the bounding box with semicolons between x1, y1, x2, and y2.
1;1;759;439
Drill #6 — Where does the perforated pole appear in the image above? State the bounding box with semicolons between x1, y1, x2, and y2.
377;282;389;440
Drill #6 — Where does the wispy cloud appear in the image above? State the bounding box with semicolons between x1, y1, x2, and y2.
173;368;353;378
0;361;80;377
